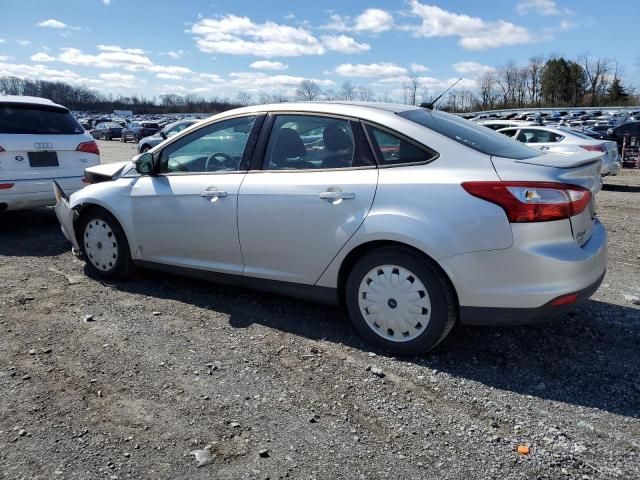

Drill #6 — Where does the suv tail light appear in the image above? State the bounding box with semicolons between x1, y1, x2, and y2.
580;144;605;153
0;183;14;189
76;141;100;155
462;181;592;223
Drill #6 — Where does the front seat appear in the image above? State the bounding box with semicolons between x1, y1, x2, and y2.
321;124;354;168
269;128;313;169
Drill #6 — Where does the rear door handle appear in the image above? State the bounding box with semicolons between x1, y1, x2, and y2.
319;190;355;202
200;188;227;198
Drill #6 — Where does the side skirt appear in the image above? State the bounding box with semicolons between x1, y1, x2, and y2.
133;260;340;306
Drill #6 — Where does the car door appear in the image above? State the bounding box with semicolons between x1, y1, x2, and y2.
130;114;262;273
238;114;378;284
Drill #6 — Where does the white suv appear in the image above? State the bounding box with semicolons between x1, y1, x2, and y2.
0;95;100;211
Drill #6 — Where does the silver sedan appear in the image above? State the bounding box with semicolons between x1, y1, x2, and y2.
54;102;607;354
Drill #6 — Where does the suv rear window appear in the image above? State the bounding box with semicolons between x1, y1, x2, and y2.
141;122;159;129
0;103;84;135
398;109;543;160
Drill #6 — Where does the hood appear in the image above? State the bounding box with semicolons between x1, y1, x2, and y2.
84;160;133;183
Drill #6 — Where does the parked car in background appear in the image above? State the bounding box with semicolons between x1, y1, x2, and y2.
478;120;538;131
497;125;620;176
54;102;606;354
137;119;199;153
91;122;123;141
0;95;99;211
121;121;160;143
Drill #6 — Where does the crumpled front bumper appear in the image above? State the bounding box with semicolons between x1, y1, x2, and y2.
53;181;80;252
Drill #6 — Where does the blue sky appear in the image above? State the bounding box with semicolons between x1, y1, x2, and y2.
0;0;637;101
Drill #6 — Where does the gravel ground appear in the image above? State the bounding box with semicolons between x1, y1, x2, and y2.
1;141;639;479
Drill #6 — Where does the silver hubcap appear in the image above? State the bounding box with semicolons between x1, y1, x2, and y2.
84;219;118;271
358;265;432;343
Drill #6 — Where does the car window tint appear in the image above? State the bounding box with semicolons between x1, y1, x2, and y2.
264;115;363;170
0;104;85;135
500;129;518;138
366;126;435;165
160;116;256;173
399;109;543;160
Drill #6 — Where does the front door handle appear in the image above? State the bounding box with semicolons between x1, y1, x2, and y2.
200;188;227;199
319;190;355;203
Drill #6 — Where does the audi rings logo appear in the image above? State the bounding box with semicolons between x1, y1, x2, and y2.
34;142;53;150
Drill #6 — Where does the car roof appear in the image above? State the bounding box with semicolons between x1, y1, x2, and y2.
216;101;421;120
0;95;65;109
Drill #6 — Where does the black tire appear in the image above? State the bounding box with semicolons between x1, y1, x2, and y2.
120;136;126;143
345;247;457;355
78;208;135;281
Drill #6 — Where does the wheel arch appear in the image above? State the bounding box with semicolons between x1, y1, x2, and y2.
72;202;132;253
336;240;460;311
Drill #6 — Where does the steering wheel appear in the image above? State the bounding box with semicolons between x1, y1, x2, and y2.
205;152;234;172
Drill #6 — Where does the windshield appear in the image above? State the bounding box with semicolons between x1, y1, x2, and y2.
398;109;544;160
0;103;84;135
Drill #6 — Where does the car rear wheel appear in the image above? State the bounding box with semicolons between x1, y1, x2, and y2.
345;247;456;355
120;136;126;143
79;208;134;281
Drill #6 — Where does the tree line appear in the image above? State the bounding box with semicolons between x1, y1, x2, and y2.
0;77;240;114
1;53;637;114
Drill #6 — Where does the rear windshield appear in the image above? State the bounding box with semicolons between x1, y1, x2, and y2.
0;103;84;135
103;122;122;128
141;122;159;128
398;109;544;160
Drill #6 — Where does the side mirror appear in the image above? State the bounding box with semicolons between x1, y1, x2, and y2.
160;131;167;139
134;152;155;175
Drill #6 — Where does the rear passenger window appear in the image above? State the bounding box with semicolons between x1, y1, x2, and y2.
366;126;436;165
263;115;374;170
0;104;84;135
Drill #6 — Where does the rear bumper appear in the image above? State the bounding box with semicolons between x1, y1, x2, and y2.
441;219;608;324
0;177;85;211
460;271;605;325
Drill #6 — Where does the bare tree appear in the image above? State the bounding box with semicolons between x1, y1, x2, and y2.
295;79;321;101
580;53;610;106
323;88;339;101
340;81;356;101
355;85;375;101
478;71;498;110
403;76;420;105
527;55;545;106
235;91;253;106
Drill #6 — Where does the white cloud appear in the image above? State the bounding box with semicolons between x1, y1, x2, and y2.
17;40;31;46
30;45;194;77
0;38;5;44
165;49;185;59
516;0;570;16
323;8;393;33
30;52;56;62
249;60;288;70
227;72;335;94
0;55;12;62
37;19;80;30
406;1;538;50
322;35;370;54
410;63;429;73
191;15;325;57
157;73;184;80
0;61;85;84
102;0;111;5
335;62;408;77
453;61;496;76
99;72;139;88
354;8;394;32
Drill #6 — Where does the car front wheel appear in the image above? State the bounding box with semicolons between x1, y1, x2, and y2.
79;208;134;281
345;247;456;355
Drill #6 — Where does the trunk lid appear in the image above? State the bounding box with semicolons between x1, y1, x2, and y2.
491;151;602;246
